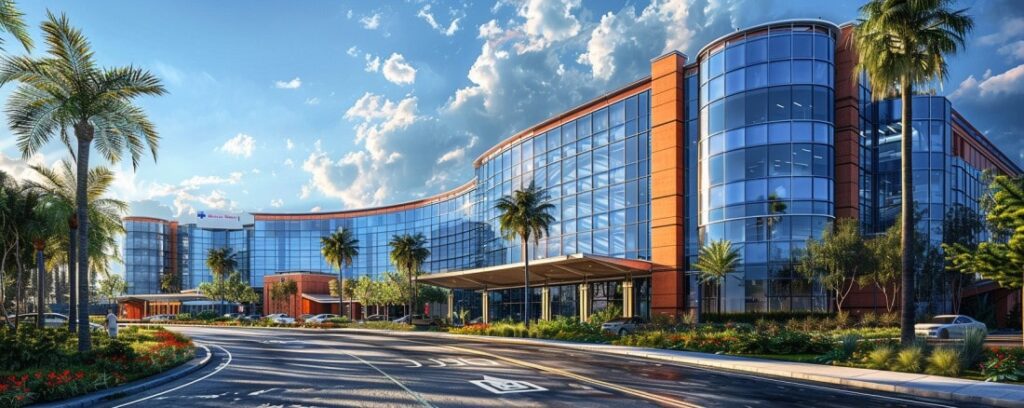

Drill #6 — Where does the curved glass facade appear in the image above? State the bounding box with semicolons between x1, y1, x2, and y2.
124;219;172;295
697;22;837;312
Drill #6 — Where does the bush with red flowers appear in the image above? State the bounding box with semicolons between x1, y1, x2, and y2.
0;326;194;407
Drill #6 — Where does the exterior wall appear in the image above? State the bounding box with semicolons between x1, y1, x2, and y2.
180;225;250;289
262;273;339;317
123;217;175;295
695;21;838;312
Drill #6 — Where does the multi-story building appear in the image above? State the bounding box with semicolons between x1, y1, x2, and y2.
123;19;1020;322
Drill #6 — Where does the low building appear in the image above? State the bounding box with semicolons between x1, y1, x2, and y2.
262;272;360;319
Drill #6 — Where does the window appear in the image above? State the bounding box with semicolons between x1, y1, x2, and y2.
792;122;812;142
725;150;745;183
594;108;609;132
709;154;724;185
746;38;768;64
746;63;767;89
726;69;745;95
792;34;813;58
769;177;791;199
725;43;745;71
813;87;830;121
745;88;768;125
745;145;767;178
724;94;745;130
793;144;812;176
814;35;831;61
813;61;829;86
812;145;829;176
709;51;725;77
725;182;745;204
792;60;812;84
746;124;767;146
708;101;724;134
769;87;790;121
792;86;812;120
792;177;813;199
769;61;791;85
725;128;744;150
769;144;792;176
709;76;724;101
769;34;791;60
746;179;767;201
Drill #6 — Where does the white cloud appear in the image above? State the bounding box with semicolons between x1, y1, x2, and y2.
346;45;360;57
437;136;478;164
979;17;1024;46
218;133;256;158
578;0;696;81
360;13;381;30
346;10;353;19
284;158;295;167
478;19;502;39
382;53;417;85
270;198;284;208
305;97;320;105
179;171;243;189
951;65;1024;99
310;206;322;213
274;77;302;89
999;40;1024;61
0;152;50;184
286;139;295;150
417;5;461;36
364;54;380;72
515;0;581;53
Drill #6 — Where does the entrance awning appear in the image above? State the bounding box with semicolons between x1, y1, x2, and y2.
302;294;358;304
417;253;654;290
116;293;210;303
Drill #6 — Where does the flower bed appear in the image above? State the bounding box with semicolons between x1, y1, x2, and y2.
0;325;194;407
449;317;615;343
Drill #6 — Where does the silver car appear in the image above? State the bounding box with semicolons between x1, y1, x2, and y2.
266;313;296;324
601;317;645;336
305;314;339;324
915;315;987;339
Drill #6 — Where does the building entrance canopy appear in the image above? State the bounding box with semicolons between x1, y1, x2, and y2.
417;253;654;290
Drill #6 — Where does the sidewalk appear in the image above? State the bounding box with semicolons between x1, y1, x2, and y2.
335;327;1024;408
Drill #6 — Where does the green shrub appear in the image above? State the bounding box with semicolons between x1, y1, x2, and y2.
833;311;851;329
816;334;861;364
588;305;622;324
175;313;192;320
980;348;1024;382
865;345;896;369
701;312;833;325
960;327;987;370
859;312;879;328
0;325;75;371
925;347;961;377
194;310;219;320
879;312;900;327
325;317;352;324
890;347;924;373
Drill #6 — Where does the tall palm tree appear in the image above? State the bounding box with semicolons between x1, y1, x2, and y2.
389;233;429;320
0;12;166;351
321;228;359;319
205;247;238;282
692;240;742;321
28;160;127;330
854;0;973;345
495;181;555;327
0;0;31;54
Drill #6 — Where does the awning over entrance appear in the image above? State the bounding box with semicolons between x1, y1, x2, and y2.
301;293;358;304
116;293;210;303
417;253;654;290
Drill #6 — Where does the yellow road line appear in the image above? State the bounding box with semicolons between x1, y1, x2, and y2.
438;343;702;408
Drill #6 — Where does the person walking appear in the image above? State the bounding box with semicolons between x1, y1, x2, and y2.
106;308;118;338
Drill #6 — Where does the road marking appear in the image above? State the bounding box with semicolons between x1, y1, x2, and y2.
113;344;233;407
427;358;447;367
436;344;700;408
459;357;499;366
470;375;548;394
399;358;422;368
341;350;437;408
288;362;358;372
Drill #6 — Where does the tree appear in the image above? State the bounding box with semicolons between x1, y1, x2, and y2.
205;247;238;281
223;271;259;313
862;221;902;313
96;274;126;306
1;12;167;351
321;228;359;320
692;240;741;320
389;233;429;319
28;160;127;330
268;279;298;314
941;204;984;313
495;181;554;327
798;219;875;313
946;175;1024;346
855;0;974;346
351;275;374;318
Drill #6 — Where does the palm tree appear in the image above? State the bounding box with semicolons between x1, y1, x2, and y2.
28;160;127;331
0;0;31;54
0;12;166;351
692;240;742;322
205;247;238;282
321;228;359;319
389;233;430;320
495;181;555;327
854;0;973;346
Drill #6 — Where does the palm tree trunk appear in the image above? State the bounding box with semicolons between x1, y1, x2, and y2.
523;241;530;328
35;241;45;327
899;81;916;347
694;275;702;324
68;221;76;332
15;237;23;328
75;126;93;352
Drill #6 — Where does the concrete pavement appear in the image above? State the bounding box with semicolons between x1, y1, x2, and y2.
95;326;988;407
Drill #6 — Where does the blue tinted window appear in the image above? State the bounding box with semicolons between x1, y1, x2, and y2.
792;122;813;142
746;178;767;200
792;60;812;84
709;155;724;185
769;61;791;85
813;61;829;86
725;150;745;183
745;145;767;178
769;145;791;176
769;34;791;60
814;35;831;61
709;76;724;100
577;114;592;136
792;35;813;58
746;38;768;64
708;101;724;134
610;101;626;126
769;87;790;121
745;88;767;125
769;122;790;143
726;69;745;95
746;124;767;145
746;63;767;89
725;44;745;71
724;94;745;130
769;177;791;199
792;177;813;199
593;108;609;132
709;51;725;77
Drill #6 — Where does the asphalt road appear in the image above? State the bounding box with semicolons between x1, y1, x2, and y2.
97;327;987;408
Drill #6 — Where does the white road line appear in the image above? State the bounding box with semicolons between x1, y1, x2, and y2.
113;344;233;407
341;350;437;408
400;359;422;368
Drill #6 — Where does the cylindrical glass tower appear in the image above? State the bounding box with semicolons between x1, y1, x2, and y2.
697;20;838;312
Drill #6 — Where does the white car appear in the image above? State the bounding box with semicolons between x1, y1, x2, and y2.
142;314;176;322
266;313;296;324
10;313;104;331
915;315;987;339
305;314;339;324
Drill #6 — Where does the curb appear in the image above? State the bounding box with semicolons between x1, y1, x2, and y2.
36;345;214;408
140;324;1024;408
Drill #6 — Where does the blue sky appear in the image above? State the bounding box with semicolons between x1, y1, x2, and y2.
1;0;1022;222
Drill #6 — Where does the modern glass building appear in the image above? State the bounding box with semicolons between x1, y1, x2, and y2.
123;19;1020;321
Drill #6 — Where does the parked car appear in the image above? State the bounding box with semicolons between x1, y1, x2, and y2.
223;313;243;320
306;314;339;324
141;314;176;323
361;314;387;322
396;315;443;327
266;313;296;324
298;314;314;322
11;313;103;331
915;315;987;339
241;314;263;322
601;317;645;336
468;316;485;325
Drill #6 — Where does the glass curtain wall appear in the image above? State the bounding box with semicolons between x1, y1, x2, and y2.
124;220;169;294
